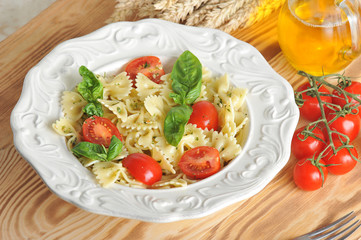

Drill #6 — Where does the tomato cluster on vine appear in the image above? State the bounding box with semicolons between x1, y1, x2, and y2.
291;72;361;191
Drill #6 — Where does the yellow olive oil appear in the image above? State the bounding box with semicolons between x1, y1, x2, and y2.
278;0;354;75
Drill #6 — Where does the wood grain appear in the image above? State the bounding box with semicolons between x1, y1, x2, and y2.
1;1;361;240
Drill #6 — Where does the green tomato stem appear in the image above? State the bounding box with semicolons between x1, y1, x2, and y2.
296;71;359;164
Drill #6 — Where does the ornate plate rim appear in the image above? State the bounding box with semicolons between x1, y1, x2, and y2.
10;19;299;222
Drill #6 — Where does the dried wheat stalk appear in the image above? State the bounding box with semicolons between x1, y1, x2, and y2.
107;0;284;33
185;0;221;26
219;0;259;33
245;0;285;27
136;0;160;19
106;0;139;22
154;0;179;10
158;0;210;23
199;0;248;28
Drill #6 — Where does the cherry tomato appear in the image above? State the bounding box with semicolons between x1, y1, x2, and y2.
326;112;360;142
188;101;218;131
332;81;361;117
125;56;165;86
82;116;123;147
122;153;162;185
324;140;358;175
291;126;326;160
293;159;328;191
296;82;332;121
178;146;221;179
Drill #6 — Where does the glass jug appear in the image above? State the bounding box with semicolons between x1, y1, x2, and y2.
278;0;361;75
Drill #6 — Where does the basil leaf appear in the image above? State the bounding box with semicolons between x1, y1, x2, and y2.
164;51;203;146
78;66;103;101
78;66;104;117
185;80;202;105
164;104;193;146
72;141;107;160
107;136;123;161
83;102;103;117
170;50;202;105
169;92;183;105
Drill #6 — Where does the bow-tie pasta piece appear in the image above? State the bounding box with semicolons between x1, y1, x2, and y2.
61;91;87;122
102;72;132;100
98;99;128;122
52;118;81;149
135;73;163;101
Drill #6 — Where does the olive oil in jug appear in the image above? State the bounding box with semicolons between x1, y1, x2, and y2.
278;0;360;75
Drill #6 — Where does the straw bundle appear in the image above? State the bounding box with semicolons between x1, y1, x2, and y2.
107;0;286;33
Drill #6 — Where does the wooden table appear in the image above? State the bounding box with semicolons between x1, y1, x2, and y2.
2;1;361;239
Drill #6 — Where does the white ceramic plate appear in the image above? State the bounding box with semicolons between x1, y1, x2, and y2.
11;19;299;222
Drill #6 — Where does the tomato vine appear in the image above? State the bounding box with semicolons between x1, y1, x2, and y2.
293;71;361;190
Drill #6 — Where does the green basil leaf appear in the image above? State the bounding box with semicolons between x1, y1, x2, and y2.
78;66;103;102
78;66;104;116
184;79;202;105
107;136;123;161
169;92;183;105
72;141;107;160
170;50;202;105
164;104;193;146
83;101;103;117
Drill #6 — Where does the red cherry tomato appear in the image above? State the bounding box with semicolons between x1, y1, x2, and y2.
326;112;360;142
291;126;326;160
293;159;328;191
178;146;221;179
125;56;165;86
122;153;162;185
324;140;358;175
296;82;332;121
332;81;361;117
82;116;123;147
188;101;218;131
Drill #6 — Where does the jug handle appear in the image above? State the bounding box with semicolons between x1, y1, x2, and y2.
337;0;361;58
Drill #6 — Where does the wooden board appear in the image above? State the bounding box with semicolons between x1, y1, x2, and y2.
1;1;361;239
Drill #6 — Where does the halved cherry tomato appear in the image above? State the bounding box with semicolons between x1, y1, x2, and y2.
324;140;358;175
332;81;361;117
291;126;326;160
82;116;123;147
326;111;360;142
178;146;221;179
293;158;328;191
122;153;162;185
296;82;332;121
188;101;218;131
125;56;165;86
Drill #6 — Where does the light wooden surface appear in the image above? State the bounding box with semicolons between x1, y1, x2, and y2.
1;1;361;239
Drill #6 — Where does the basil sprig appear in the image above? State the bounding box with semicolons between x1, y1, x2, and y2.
164;105;193;146
72;136;123;161
164;51;202;146
169;51;202;105
78;66;104;117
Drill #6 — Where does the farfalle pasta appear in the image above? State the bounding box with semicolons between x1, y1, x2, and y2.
61;91;87;121
101;72;132;100
53;118;81;150
53;58;248;189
